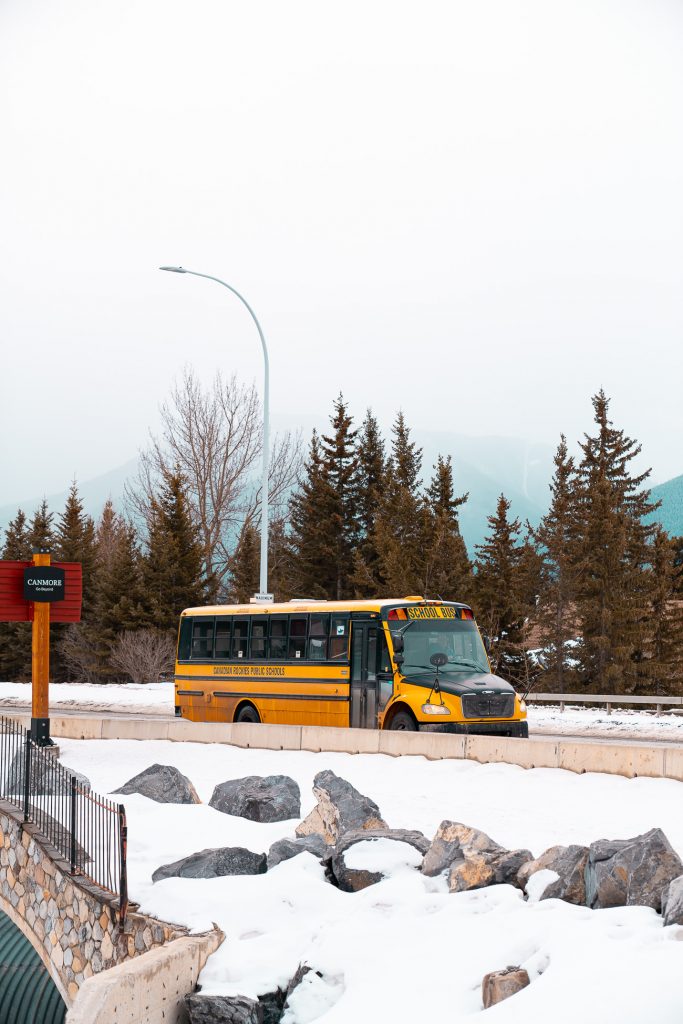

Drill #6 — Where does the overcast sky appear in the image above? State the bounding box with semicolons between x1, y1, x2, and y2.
1;0;682;504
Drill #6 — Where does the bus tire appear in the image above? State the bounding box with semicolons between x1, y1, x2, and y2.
235;703;261;724
388;709;418;732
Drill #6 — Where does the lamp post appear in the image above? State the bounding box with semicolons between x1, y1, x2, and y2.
159;266;272;602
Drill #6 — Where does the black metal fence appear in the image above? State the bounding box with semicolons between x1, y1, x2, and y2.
0;715;128;922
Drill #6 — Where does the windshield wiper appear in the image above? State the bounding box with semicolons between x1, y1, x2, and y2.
446;659;488;673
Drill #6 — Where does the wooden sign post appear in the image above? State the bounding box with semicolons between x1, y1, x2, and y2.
28;552;53;744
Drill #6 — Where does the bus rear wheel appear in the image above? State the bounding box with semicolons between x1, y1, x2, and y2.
235;703;261;724
388;710;418;732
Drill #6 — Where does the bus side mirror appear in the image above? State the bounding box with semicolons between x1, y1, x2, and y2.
392;633;404;654
393;653;404;668
483;635;491;654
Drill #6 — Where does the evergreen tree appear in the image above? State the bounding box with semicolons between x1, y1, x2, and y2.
268;517;296;603
319;394;360;600
2;510;30;559
530;437;581;691
673;537;683;594
371;413;431;595
95;499;124;577
228;521;261;603
55;482;97;615
27;500;54;553
289;430;340;598
646;527;683;696
142;466;210;631
351;409;387;592
424;455;472;601
0;511;31;681
574;391;658;693
91;520;149;678
473;494;527;679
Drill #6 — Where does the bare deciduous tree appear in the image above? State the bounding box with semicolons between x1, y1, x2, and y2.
127;368;301;592
110;630;176;683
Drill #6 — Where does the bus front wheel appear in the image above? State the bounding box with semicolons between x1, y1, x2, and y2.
235;703;261;724
388;710;418;732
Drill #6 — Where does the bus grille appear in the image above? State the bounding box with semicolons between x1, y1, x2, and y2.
461;693;515;719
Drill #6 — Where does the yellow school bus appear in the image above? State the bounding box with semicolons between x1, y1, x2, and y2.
174;597;528;736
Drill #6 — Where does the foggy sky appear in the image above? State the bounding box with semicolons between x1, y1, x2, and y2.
1;0;682;503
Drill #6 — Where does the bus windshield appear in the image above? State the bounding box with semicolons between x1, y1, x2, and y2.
394;619;489;675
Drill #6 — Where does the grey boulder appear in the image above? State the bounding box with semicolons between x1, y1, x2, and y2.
186;994;262;1023
113;764;200;804
296;770;387;845
330;828;430;892
210;775;300;823
6;750;91;796
267;834;329;869
517;845;589;905
152;846;267;883
663;875;683;926
585;828;683;911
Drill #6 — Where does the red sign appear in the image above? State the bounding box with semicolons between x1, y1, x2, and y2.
0;561;82;622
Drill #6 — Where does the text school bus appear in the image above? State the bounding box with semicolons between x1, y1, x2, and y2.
174;597;528;736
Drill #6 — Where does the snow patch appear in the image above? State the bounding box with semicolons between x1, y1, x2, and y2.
526;869;560;903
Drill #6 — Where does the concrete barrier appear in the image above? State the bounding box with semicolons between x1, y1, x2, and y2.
464;735;559;771
41;715;683;783
378;730;466;760
302;725;380;754
66;929;223;1024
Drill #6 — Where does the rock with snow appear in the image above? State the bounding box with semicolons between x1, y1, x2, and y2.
186;994;263;1023
210;775;300;823
330;828;429;891
422;821;504;876
267;834;330;869
585;828;683;911
482;966;530;1008
517;844;589;905
662;875;683;926
152;846;267;882
296;770;387;845
113;763;200;804
525;869;560;903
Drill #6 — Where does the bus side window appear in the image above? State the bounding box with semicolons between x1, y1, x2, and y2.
178;618;192;661
251;616;268;659
269;617;288;659
308;613;329;660
379;630;392;674
289;615;307;659
191;618;214;659
215;617;232;659
329;616;349;661
232;618;249;659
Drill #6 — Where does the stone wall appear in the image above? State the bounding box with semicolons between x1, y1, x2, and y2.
0;801;185;1006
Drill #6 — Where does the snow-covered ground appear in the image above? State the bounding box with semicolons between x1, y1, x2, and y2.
3;681;683;743
0;681;173;715
58;738;683;1023
528;703;683;743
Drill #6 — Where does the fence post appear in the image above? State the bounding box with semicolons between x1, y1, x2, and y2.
118;804;128;926
23;732;32;823
70;775;77;873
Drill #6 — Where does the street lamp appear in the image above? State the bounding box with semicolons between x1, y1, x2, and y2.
159;266;272;602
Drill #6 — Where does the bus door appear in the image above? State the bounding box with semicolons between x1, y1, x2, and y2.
350;623;392;729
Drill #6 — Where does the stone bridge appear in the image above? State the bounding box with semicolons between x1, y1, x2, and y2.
0;799;183;1012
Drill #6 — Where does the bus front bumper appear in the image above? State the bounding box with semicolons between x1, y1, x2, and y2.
419;721;529;738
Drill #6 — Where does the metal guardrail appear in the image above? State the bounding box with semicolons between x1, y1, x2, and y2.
526;693;683;714
0;715;128;921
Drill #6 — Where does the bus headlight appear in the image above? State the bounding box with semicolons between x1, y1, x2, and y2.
520;699;527;713
421;703;451;715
